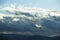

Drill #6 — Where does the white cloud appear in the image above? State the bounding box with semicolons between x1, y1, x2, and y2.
35;24;42;28
1;4;16;13
0;13;6;19
10;4;16;8
12;18;19;22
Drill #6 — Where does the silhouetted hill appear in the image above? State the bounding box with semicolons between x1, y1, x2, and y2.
53;36;60;40
0;34;60;40
0;34;52;40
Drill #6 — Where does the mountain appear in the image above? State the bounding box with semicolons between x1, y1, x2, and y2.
0;6;60;37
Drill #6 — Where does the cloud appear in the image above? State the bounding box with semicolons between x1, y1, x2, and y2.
0;4;60;37
35;24;42;28
12;18;19;22
0;13;6;19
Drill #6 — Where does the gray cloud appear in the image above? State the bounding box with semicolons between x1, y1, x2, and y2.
0;6;60;37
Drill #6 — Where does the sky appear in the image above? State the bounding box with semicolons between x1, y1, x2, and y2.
0;0;60;10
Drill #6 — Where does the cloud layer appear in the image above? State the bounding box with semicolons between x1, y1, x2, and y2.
0;4;60;37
